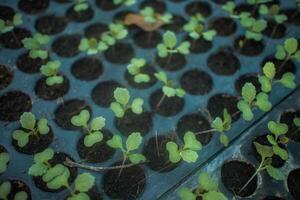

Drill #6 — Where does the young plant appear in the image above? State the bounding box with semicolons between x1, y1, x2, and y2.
22;33;50;59
110;87;144;118
28;148;71;190
239;13;267;41
0;181;28;200
157;31;190;58
179;172;227;200
275;38;300;63
166;131;202;163
66;173;95;200
140;6;172;24
237;82;272;121
40;60;64;86
106;132;146;164
71;109;105;147
73;0;88;12
0;13;22;34
0;152;9;174
127;58;150;83
113;0;136;6
12;112;50;148
211;109;232;147
294;117;300;127
259;4;287;24
258;61;296;93
183;13;216;41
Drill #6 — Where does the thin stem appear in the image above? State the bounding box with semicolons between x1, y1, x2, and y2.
266;24;278;47
277;55;290;76
156;94;166;110
195;129;216;136
118;155;127;178
155;131;160;157
165;54;172;67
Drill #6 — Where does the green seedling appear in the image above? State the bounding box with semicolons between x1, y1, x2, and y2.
179;172;227;200
110;87;144;118
74;0;88;12
157;31;190;58
275;38;300;62
258;61;296;93
259;4;287;24
237;82;272;121
66;173;95;200
0;181;28;200
22;33;50;59
166;131;202;163
183;13;216;41
0;13;22;34
211;109;232;147
113;0;136;6
222;1;238;17
239;13;267;41
106;132;146;164
294;117;300;127
127;58;150;83
0;152;9;174
28;148;71;190
12;112;50;148
140;6;172;24
266;121;289;160
71;109;105;147
40;60;64;86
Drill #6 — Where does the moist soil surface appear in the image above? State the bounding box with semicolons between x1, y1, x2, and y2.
0;65;13;90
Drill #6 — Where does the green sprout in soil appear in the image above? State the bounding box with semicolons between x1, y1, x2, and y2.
12;112;50;148
66;173;95;200
0;152;9;174
239;13;267;41
222;1;238;18
179;172;227;200
71;109;105;147
0;181;28;200
74;0;89;12
107;132;146;164
110;87;144;118
259;4;287;24
113;0;136;6
183;13;216;41
237;82;272;121
40;60;64;86
275;38;300;63
258;61;296;93
22;33;50;60
28;148;71;190
127;58;150;83
0;13;22;34
211;109;232;147
166;131;202;163
140;6;172;24
157;31;191;58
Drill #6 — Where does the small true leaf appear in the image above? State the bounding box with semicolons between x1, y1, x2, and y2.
114;88;130;105
126;132;142;152
266;165;285;180
75;173;95;192
254;142;273;158
128;153;146;164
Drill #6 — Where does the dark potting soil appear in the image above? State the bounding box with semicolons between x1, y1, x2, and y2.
3;180;32;200
140;0;166;13
52;34;81;58
33;153;78;193
156;53;186;71
212;0;228;5
207;48;240;76
35;15;68;35
0;91;32;122
18;0;49;14
176;113;212;145
84;23;108;40
262;196;285;200
262;20;286;39
125;64;157;89
104;42;134;64
280;110;300;142
185;36;212;53
209;17;237;36
12;127;54;155
261;56;296;79
54;0;71;3
54;99;92;130
0;5;15;21
207;93;240;122
221;160;257;197
0;28;31;49
77;129;115;163
16;52;49;74
150;89;184;117
235;73;260;96
115;110;153;136
0;64;13;90
95;0;120;11
180;69;213;95
234;36;265;56
133;30;162;49
35;75;70;100
66;5;94;22
143;135;179;172
251;134;286;168
103;161;146;200
71;57;104;81
287;168;300;200
283;9;300;26
162;14;187;33
185;1;212;17
91;80;123;107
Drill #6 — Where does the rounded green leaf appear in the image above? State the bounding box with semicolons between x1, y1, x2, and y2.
154;72;168;84
254;142;273;159
46;76;64;86
91;117;105;131
163;86;176;97
67;193;90;200
175;88;186;98
131;98;144;115
183;131;202;151
126;132;142;151
128;153;146;164
75;173;95;192
198;172;218;191
202;191;228;200
219;134;229;147
12;130;29;147
20;112;36;130
279;72;296;89
267;121;288;136
275;45;286;60
294;117;300;127
178;188;196;200
0;181;11;200
180;149;198;163
255;92;272;112
28;163;48;176
71;110;90;127
258;75;272;93
134;74;150;83
177;41;190;55
163;31;177;48
237;100;253;121
84;132;103;147
212;117;224;133
262;62;276;79
0;153;9;174
114;88;130;105
34;148;54;163
46;166;70;190
242;82;256;104
14;191;28;200
272;145;288;160
110;102;125;118
266;165;285;180
42;164;65;182
106;135;123;150
166;142;181;163
37;118;49;135
157;44;168;58
284;38;298;55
